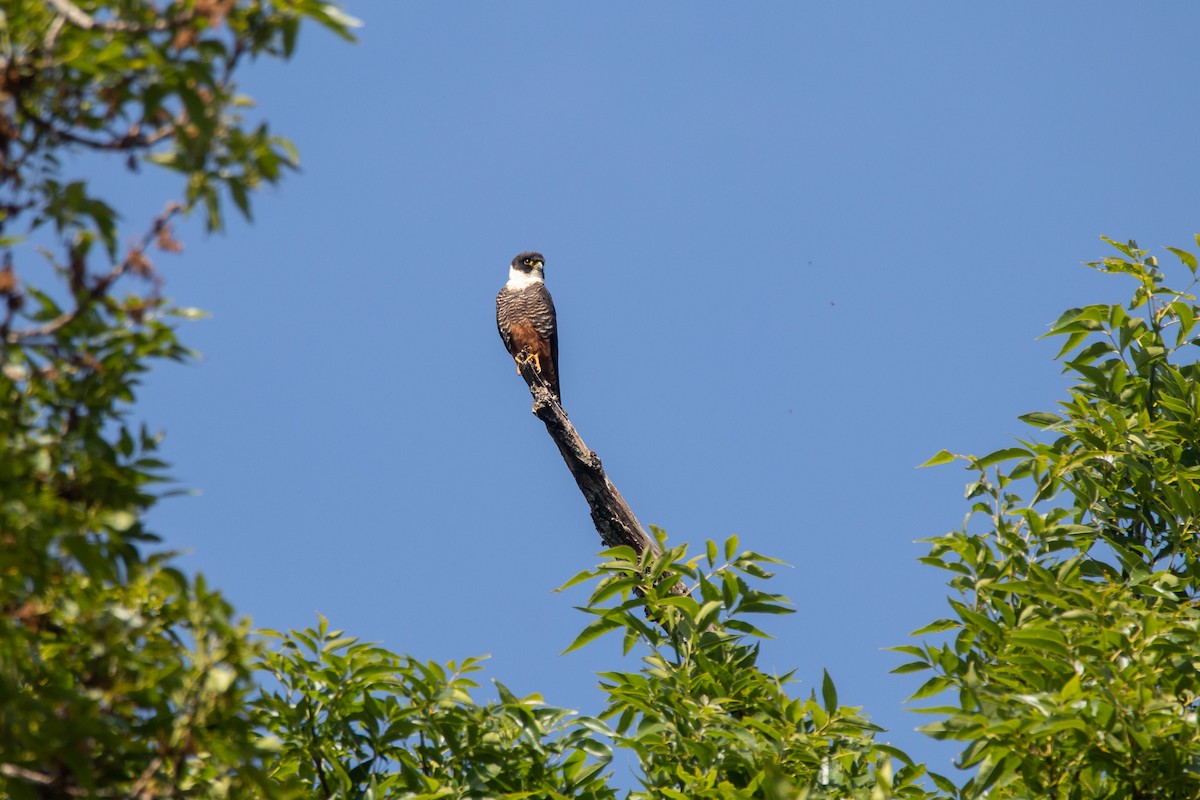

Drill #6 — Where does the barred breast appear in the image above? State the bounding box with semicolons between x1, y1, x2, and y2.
496;283;560;399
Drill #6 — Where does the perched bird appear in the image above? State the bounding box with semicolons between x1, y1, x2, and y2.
496;251;560;400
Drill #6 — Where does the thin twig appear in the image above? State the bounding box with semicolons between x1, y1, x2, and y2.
18;96;174;152
0;762;103;797
128;755;165;800
5;202;181;344
43;0;93;29
43;14;66;51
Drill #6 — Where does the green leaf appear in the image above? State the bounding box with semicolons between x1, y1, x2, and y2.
1018;410;1063;428
887;644;926;658
1050;329;1088;359
555;568;598;593
1059;673;1082;702
322;635;358;654
974;447;1032;469
229;178;252;221
724;534;740;561
919;449;958;468
1101;235;1139;260
821;669;838;713
1166;246;1198;273
1066;340;1116;366
723;619;769;638
909;675;951;701
891;660;932;675
911;618;960;636
929;771;959;795
1006;628;1068;657
873;743;914;766
561;616;624;654
695;599;724;629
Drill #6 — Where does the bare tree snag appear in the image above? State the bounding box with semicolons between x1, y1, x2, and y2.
516;360;662;561
514;361;698;622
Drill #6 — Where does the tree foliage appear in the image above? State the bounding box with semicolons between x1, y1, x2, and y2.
255;616;616;799
907;240;1200;799
255;536;939;799
558;534;943;800
0;2;357;796
6;3;1200;800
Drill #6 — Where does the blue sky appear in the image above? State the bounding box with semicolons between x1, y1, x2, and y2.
120;1;1200;780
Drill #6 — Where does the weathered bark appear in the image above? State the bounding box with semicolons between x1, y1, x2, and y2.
517;360;662;561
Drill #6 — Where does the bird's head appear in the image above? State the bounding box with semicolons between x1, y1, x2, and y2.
511;251;545;275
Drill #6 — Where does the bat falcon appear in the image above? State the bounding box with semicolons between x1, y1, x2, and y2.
496;251;560;400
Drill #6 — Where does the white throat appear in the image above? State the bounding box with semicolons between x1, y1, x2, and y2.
506;266;544;290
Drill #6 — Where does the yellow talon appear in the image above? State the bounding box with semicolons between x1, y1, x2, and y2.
516;351;542;373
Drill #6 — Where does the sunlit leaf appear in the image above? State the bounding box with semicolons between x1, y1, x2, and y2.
919;449;958;468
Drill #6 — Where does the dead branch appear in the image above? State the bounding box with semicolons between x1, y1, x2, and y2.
517;361;662;559
516;363;697;614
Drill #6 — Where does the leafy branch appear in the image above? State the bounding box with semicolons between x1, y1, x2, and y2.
908;236;1200;799
0;4;359;798
3;201;181;346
